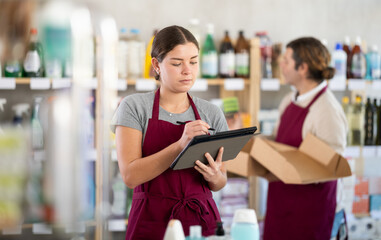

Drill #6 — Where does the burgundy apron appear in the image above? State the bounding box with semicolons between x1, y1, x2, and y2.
263;86;337;240
125;88;220;240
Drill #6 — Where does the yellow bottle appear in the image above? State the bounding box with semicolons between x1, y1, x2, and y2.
144;30;158;79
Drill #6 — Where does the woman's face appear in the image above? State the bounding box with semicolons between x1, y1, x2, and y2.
280;48;302;85
157;42;199;93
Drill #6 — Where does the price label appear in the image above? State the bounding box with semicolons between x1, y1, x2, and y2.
328;77;346;91
117;79;127;91
30;78;50;90
0;78;16;89
32;223;53;234
2;225;22;235
372;81;381;90
261;78;280;91
348;79;366;90
343;146;361;158
362;146;377;158
135;79;157;91
65;222;86;233
108;219;126;232
377;146;381;158
190;79;208;91
224;78;244;90
52;78;71;89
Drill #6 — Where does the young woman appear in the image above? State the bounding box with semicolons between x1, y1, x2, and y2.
111;25;228;239
263;37;348;240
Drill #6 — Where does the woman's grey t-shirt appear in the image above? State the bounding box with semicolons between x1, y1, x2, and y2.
111;91;229;143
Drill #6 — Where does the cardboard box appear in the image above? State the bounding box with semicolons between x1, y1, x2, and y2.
355;177;369;196
225;133;352;184
370;194;381;212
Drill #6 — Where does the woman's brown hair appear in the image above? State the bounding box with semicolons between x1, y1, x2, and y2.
151;25;199;80
287;37;335;82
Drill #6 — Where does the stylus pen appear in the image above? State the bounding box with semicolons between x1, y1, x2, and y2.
176;121;216;131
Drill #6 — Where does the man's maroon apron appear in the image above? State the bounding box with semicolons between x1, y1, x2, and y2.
125;88;220;240
263;86;337;240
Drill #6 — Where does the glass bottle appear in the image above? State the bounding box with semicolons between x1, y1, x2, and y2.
376;99;381;145
349;95;364;146
4;41;24;78
23;28;44;77
219;31;235;78
201;24;218;78
235;31;250;78
349;36;366;79
364;98;375;145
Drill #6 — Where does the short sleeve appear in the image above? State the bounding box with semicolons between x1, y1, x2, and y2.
110;96;144;133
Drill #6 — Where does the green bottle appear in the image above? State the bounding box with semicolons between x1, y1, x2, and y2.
23;28;44;77
201;24;218;78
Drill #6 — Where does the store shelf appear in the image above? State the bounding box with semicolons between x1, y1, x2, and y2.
1;221;96;235
108;219;128;232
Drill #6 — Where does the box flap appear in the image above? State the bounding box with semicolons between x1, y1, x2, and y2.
334;155;352;177
252;138;301;183
300;134;336;166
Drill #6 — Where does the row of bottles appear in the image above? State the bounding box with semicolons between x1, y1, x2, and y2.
331;36;381;80
2;28;74;78
342;96;381;146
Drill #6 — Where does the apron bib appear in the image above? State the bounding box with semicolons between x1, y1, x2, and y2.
263;86;337;240
125;88;220;240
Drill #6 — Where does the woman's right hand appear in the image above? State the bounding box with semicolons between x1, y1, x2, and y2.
177;120;211;149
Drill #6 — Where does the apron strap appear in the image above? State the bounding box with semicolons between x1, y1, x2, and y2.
152;88;201;121
306;85;328;109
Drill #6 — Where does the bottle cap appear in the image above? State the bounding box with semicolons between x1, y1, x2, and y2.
163;219;185;240
12;103;30;117
355;36;362;45
335;43;343;50
120;28;127;34
130;28;140;34
233;209;258;224
344;36;351;45
189;225;202;238
342;96;349;104
371;45;378;52
215;221;225;236
30;28;38;35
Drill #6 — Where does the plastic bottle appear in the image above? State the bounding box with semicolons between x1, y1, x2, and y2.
349;96;364;146
256;31;272;78
12;103;30;127
164;219;186;240
349;36;366;79
40;1;72;78
343;36;352;79
110;172;127;218
331;43;347;81
188;19;202;78
128;28;145;79
185;225;205;240
4;41;24;77
373;99;378;144
235;31;250;78
118;28;129;79
366;45;381;80
144;29;158;79
219;31;235;78
31;97;44;150
188;19;201;45
201;24;218;78
23;28;44;77
231;209;259;240
207;221;229;240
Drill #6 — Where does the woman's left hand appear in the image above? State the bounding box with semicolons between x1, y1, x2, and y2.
194;147;225;186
